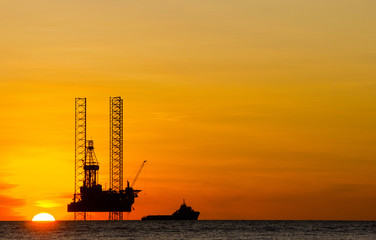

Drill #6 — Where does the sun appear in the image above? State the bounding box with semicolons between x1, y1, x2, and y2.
32;213;56;222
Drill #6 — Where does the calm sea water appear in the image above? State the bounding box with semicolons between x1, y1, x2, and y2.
0;220;375;240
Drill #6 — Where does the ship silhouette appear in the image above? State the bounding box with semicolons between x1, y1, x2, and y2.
142;200;200;220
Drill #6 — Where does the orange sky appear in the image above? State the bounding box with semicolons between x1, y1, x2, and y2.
1;0;376;220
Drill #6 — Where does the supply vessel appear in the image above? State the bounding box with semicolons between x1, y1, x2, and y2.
141;200;200;220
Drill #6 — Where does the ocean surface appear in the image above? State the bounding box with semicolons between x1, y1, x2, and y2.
0;220;375;240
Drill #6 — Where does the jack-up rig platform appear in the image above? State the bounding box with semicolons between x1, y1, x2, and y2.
67;97;146;220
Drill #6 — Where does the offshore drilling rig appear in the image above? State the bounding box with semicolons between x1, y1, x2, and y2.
67;97;146;220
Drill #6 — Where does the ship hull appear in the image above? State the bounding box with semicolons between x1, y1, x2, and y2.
141;212;200;220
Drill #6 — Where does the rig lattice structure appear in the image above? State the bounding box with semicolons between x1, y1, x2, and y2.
68;97;141;221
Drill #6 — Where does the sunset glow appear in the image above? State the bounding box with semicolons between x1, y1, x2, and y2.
32;213;55;222
0;0;376;221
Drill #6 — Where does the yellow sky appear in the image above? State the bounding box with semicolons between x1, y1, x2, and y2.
0;0;376;220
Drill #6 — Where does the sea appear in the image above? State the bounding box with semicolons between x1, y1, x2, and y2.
0;220;375;240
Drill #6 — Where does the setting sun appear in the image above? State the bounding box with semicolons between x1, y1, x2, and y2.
32;213;55;222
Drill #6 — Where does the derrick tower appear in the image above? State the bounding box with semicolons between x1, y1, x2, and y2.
109;97;124;220
75;98;87;220
84;140;99;188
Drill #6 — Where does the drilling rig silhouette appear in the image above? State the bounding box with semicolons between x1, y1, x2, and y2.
67;97;146;220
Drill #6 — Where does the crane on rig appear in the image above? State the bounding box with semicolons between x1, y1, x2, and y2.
130;160;147;188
